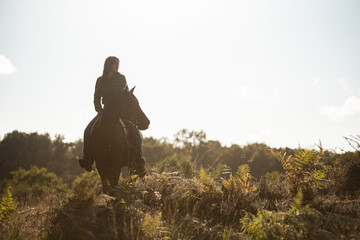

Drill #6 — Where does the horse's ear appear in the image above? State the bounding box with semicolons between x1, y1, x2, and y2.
123;85;129;92
130;86;136;93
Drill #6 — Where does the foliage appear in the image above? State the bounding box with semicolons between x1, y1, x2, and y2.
241;190;325;240
142;137;175;166
198;167;219;193
270;147;329;197
0;187;16;223
1;130;360;239
0;131;83;184
141;212;170;239
211;163;231;182
344;135;360;153
71;170;102;200
173;128;206;151
222;164;257;193
157;154;182;173
241;208;283;239
262;171;281;186
157;154;196;178
327;136;360;195
0;130;285;187
9;166;68;199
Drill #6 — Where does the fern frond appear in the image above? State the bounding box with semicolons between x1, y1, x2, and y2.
117;175;135;193
142;212;162;238
0;186;17;222
311;170;325;186
289;189;303;213
199;168;207;182
237;164;250;178
293;149;316;168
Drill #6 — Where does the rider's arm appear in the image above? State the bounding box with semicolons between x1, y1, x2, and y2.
94;77;103;113
119;73;127;90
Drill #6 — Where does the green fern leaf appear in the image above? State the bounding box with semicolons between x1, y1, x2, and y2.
0;186;17;222
289;189;303;213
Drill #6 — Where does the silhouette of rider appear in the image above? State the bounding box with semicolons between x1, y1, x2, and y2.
79;56;146;177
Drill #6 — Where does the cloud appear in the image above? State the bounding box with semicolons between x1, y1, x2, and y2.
338;78;350;92
0;55;16;74
319;96;360;122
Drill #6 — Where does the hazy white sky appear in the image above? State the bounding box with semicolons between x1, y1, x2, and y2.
1;0;360;150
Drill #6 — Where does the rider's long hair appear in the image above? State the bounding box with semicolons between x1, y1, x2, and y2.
102;56;119;79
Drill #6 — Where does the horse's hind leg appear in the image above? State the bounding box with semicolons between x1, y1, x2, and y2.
97;165;111;193
109;167;120;188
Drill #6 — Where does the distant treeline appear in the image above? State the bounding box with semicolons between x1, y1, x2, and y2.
0;131;83;184
0;130;359;189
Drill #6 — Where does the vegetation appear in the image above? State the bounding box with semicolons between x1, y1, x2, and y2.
0;187;16;223
0;130;359;239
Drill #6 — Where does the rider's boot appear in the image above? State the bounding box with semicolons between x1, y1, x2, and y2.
78;140;93;172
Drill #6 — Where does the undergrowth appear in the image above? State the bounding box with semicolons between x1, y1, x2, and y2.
1;144;360;239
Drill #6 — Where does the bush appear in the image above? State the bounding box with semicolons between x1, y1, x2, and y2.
8;166;68;199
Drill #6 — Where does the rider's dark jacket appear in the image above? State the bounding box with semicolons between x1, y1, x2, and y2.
94;72;127;113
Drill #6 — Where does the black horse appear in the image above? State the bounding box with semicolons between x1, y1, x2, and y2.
90;86;150;192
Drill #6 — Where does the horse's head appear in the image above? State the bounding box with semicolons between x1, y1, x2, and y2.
110;86;150;130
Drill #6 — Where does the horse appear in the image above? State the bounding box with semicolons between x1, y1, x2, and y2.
90;86;150;193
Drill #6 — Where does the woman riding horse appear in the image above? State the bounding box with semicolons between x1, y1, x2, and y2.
79;56;148;178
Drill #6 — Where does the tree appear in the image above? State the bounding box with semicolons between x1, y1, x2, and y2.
0;131;83;184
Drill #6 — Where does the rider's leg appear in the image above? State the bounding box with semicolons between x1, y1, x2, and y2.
125;121;146;177
79;115;98;172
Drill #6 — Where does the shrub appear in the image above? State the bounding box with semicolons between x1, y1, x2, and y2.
9;166;68;199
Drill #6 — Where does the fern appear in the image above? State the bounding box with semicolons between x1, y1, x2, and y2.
222;164;257;193
270;147;327;194
289;189;303;213
0;186;17;222
142;212;163;238
237;164;251;182
212;163;230;182
117;175;137;193
240;209;283;240
241;190;324;239
198;167;218;193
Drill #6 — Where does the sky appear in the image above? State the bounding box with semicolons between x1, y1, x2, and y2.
1;0;360;151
